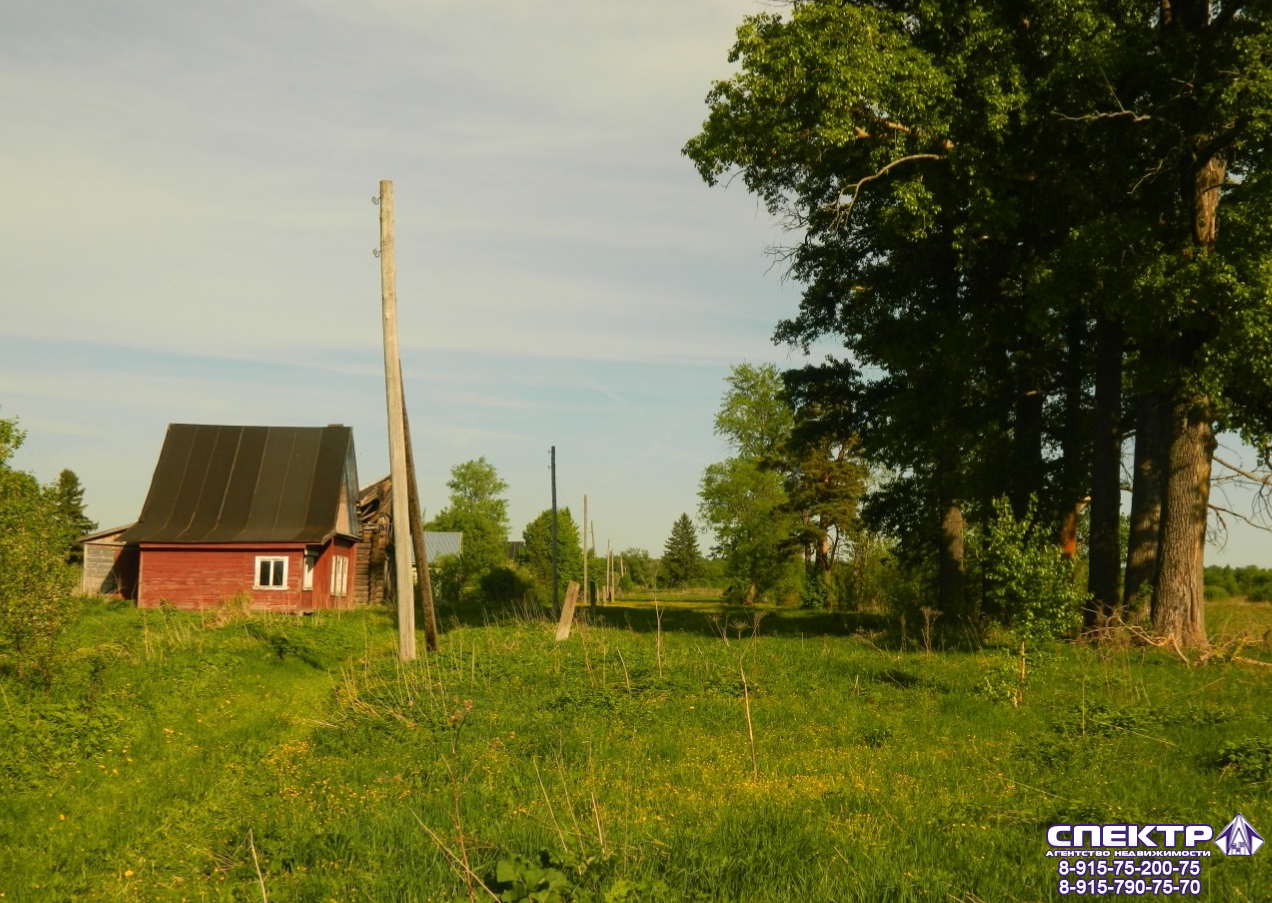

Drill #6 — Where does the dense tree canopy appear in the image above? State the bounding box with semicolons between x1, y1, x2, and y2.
519;507;583;604
427;458;510;602
687;0;1272;644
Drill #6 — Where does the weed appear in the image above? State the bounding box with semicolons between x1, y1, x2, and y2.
1216;737;1272;783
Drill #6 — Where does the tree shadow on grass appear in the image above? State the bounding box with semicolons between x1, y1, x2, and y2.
434;598;898;641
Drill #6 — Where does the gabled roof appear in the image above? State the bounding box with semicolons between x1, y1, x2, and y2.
78;523;137;544
425;532;463;559
121;424;359;544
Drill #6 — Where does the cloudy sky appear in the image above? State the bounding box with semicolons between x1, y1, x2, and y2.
2;0;1268;566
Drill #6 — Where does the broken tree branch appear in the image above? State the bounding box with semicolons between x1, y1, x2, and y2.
827;153;944;226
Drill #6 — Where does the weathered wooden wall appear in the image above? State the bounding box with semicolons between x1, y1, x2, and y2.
81;542;139;598
137;542;357;612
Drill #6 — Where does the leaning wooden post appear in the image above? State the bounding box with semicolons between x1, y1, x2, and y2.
402;395;438;652
554;581;580;641
378;179;416;661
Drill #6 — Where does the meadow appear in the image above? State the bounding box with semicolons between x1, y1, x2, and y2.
1;598;1270;902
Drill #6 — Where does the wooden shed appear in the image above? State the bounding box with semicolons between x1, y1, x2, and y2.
120;424;361;612
354;475;460;605
78;524;140;598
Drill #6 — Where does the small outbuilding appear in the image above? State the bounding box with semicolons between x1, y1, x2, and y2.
354;475;460;605
121;424;361;612
78;524;140;598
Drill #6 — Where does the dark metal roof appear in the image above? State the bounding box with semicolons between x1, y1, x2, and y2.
121;424;359;544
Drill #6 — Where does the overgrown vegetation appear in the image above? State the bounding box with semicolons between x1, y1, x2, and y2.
1206;565;1272;602
0;411;79;687
2;599;1269;901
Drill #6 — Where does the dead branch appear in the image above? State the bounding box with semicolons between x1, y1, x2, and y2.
827;153;944;226
1214;455;1272;488
1055;109;1151;124
1209;501;1272;533
1055;70;1151;125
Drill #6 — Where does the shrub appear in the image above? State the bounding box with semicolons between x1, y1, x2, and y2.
1216;737;1272;783
479;564;534;606
982;496;1085;647
0;465;78;685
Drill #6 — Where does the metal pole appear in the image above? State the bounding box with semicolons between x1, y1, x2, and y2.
378;179;416;661
551;446;559;618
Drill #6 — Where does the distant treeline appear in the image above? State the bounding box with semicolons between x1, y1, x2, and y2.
1204;566;1272;602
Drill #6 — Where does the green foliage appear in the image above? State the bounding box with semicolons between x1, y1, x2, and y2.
700;457;801;604
1216;737;1272;784
1205;565;1272;602
0;413;77;686
661;514;703;588
428;458;511;603
479;564;536;606
982;497;1085;646
685;0;1272;629
518;507;583;604
52;469;96;565
618;548;656;592
712;363;793;460
3;600;1272;900
493;852;570;902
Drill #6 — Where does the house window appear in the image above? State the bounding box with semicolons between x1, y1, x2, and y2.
302;553;317;591
330;555;348;597
255;556;288;589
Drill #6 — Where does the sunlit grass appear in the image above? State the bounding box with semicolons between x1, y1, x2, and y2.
1;598;1269;901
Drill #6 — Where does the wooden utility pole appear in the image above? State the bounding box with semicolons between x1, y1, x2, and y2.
583;494;591;610
551;446;559;618
378;179;416;661
402;397;438;652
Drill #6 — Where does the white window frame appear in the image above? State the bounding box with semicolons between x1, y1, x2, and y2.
330;554;348;597
254;556;288;590
302;552;317;591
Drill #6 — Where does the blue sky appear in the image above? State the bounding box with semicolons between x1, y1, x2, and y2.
2;0;1268;565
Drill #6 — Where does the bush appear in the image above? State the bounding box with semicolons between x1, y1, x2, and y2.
0;464;78;686
982;497;1085;647
479;564;534;606
1205;584;1230;601
429;554;466;605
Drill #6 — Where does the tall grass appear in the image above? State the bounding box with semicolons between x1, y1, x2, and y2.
1;598;1269;901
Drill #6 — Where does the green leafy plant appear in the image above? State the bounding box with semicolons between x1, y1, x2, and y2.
0;413;78;687
493;852;571;903
982;497;1086;704
1216;737;1272;783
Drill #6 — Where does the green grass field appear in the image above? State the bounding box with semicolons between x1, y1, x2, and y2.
2;598;1270;902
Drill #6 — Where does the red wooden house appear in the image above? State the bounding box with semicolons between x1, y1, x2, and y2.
121;424;361;612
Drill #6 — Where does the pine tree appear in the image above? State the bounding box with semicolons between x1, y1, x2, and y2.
662;513;703;588
54;469;96;565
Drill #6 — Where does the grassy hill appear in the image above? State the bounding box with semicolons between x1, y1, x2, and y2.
2;598;1270;901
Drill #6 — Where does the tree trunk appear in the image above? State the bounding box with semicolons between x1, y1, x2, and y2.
1087;316;1123;626
937;497;965;619
1150;393;1214;648
1124;392;1169;611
